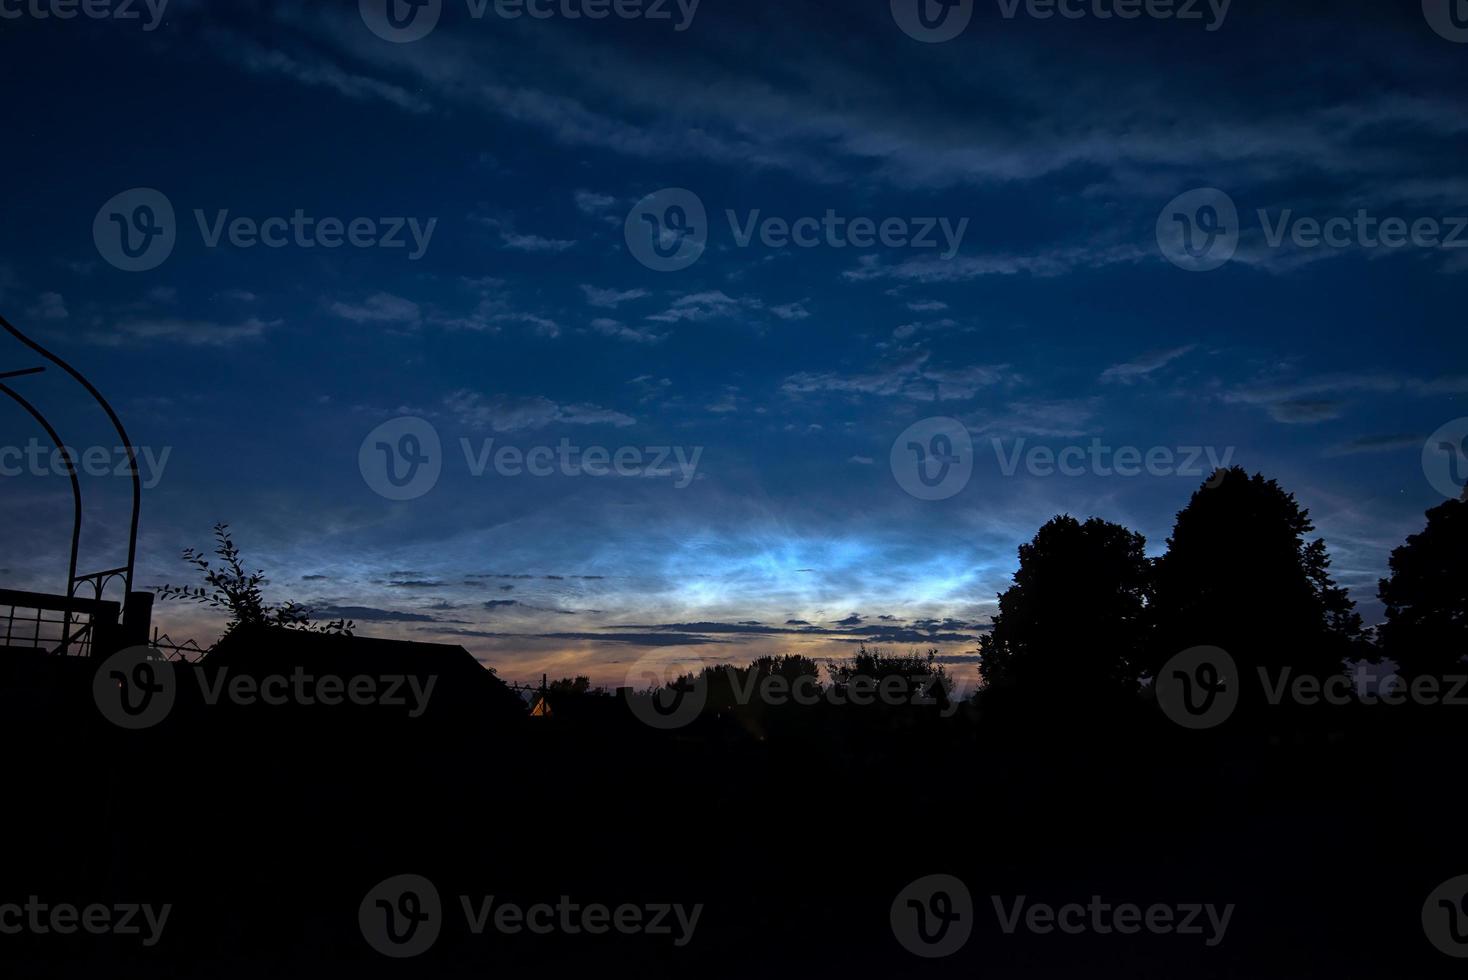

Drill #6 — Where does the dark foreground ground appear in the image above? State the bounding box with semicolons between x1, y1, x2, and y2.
2;649;1465;979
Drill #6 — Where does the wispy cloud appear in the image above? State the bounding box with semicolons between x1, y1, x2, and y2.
329;292;422;327
580;285;650;309
784;353;1009;402
589;317;663;344
1100;345;1196;385
498;231;576;253
445;391;636;432
1323;433;1423;457
92;317;279;347
27;292;67;321
647;291;763;324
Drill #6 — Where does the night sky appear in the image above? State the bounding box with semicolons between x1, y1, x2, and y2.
1;0;1464;687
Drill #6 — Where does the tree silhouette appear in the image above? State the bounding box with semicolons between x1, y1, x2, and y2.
155;523;353;637
1149;468;1361;683
978;515;1152;703
548;675;597;697
1378;493;1468;678
825;645;950;706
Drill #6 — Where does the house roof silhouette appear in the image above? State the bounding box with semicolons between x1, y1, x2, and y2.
207;625;487;680
200;625;527;723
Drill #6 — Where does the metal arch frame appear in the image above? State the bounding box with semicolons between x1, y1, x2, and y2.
0;313;141;605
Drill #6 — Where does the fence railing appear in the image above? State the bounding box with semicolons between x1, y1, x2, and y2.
149;630;208;662
0;588;120;657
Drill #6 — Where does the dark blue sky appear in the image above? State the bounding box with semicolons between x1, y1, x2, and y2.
1;0;1464;686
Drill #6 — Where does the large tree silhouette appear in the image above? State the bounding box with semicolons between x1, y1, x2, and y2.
703;654;823;712
978;515;1152;703
1149;467;1362;682
1378;493;1468;678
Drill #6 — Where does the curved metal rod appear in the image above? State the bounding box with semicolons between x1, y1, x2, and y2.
0;381;83;602
0;313;140;595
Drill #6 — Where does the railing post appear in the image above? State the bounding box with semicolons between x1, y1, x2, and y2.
121;591;154;649
88;602;121;658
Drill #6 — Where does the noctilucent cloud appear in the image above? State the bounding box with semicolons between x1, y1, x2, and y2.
1;0;1464;687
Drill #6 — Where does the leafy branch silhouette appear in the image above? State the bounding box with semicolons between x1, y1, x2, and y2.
154;523;353;637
